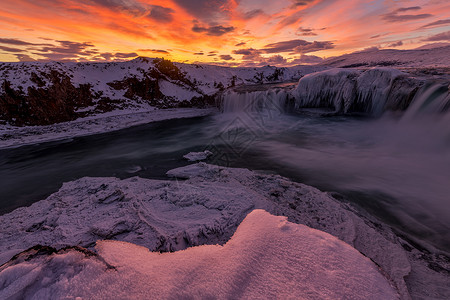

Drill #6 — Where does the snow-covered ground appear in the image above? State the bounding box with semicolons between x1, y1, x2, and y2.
0;108;217;149
0;210;398;300
1;163;449;299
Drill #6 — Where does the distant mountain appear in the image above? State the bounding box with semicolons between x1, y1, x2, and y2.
414;43;450;50
320;45;450;68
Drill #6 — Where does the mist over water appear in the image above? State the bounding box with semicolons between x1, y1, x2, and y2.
210;84;450;251
0;82;449;251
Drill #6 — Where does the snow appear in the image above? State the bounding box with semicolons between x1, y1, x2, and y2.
158;79;201;101
321;45;450;69
183;150;213;161
0;108;217;149
0;162;415;298
0;210;399;300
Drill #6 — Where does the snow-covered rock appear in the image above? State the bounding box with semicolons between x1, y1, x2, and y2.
183;150;213;161
0;210;399;300
1;163;449;298
320;46;450;69
293;67;428;115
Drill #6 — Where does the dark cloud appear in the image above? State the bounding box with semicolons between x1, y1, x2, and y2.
235;42;246;47
114;52;138;58
99;52;114;60
291;0;315;7
387;41;403;47
0;38;35;46
194;52;204;55
232;48;261;56
192;22;235;36
148;5;175;23
220;54;234;60
0;45;25;53
278;11;303;27
244;9;265;19
138;49;170;54
15;54;36;62
87;0;147;17
27;40;99;61
173;0;230;21
290;54;323;65
263;39;334;54
293;41;334;53
296;27;317;36
423;31;450;42
382;6;432;23
420;19;450;29
38;41;95;55
265;55;287;65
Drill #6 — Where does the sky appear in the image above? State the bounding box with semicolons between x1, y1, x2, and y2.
0;0;449;66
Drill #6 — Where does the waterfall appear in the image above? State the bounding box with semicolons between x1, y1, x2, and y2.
402;82;450;118
221;89;290;114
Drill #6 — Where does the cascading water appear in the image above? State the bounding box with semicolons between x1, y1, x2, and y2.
221;88;291;113
210;78;450;251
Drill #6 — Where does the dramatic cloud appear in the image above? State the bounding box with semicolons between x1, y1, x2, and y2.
382;6;432;23
219;54;234;60
291;0;315;7
278;11;303;28
114;52;138;58
14;54;35;62
1;0;449;65
192;22;235;36
423;31;450;42
148;5;175;23
244;9;265;19
296;27;317;36
0;46;25;53
263;39;334;53
88;0;147;17
0;38;35;46
173;0;232;21
138;49;171;54
420;19;450;29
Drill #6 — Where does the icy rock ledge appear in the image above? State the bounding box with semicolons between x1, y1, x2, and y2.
2;163;448;299
293;67;423;116
0;210;399;300
183;150;213;161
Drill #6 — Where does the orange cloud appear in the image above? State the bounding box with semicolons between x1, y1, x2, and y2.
0;0;448;64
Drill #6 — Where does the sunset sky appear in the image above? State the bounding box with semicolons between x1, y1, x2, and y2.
0;0;449;66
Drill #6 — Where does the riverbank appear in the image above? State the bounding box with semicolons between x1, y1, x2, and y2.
0;107;217;149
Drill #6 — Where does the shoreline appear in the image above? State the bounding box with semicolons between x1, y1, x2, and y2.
0;107;218;150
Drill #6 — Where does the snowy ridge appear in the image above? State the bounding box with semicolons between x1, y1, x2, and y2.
0;210;399;300
2;163;450;298
321;45;450;69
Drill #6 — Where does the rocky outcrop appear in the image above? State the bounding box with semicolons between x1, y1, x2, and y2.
292;67;440;116
0;58;319;126
1;71;93;126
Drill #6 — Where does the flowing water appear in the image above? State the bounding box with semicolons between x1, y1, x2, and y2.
0;82;449;252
